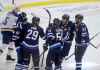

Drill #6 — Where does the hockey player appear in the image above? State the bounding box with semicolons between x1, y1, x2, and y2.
0;7;20;61
15;16;45;70
61;14;75;58
13;12;28;47
45;18;63;70
74;14;89;70
12;12;30;67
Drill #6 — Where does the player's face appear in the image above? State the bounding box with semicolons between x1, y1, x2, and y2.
35;21;40;26
62;18;69;25
54;20;58;24
75;17;83;24
54;19;60;27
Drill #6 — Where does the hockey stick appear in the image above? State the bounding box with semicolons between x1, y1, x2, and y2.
64;43;100;61
89;42;97;48
64;32;100;61
89;32;100;41
64;52;74;60
39;51;45;58
40;8;52;67
30;50;46;70
96;43;100;49
41;50;45;67
89;42;100;49
30;50;48;70
43;8;51;25
89;32;100;49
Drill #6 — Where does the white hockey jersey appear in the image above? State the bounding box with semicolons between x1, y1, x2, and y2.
1;12;18;32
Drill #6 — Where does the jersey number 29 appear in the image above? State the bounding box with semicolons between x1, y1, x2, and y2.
26;29;39;40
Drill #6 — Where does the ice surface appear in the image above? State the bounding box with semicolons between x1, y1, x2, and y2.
0;4;100;70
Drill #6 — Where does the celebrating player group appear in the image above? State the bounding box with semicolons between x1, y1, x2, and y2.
0;7;90;70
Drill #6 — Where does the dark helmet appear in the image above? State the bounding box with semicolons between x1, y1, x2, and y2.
18;12;27;22
18;12;27;18
75;14;83;19
32;16;40;23
53;18;59;23
53;18;61;27
32;16;40;26
20;12;27;18
62;14;69;20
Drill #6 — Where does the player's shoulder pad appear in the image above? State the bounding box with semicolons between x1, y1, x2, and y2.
37;25;44;31
24;22;32;28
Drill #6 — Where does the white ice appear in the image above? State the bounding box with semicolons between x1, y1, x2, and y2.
0;4;100;70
